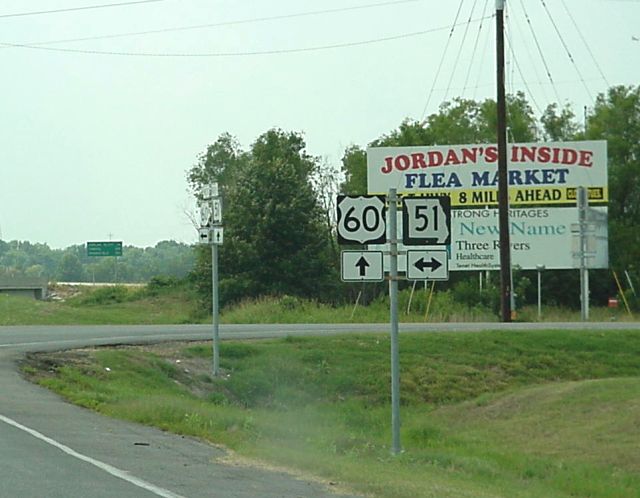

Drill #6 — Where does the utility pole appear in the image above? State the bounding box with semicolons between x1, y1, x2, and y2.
496;0;512;322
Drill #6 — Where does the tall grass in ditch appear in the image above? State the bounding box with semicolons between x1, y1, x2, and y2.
221;289;498;324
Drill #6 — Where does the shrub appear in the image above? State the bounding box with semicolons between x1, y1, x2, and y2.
73;285;131;305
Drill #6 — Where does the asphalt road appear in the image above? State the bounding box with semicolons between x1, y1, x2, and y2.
2;322;640;497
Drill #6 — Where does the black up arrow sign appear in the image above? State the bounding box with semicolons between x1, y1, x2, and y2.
355;256;370;276
414;257;442;273
341;251;383;282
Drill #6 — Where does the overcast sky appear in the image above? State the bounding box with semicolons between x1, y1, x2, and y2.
0;0;638;249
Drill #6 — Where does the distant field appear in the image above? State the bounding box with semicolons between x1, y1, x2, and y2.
0;284;201;325
0;283;635;325
23;329;640;498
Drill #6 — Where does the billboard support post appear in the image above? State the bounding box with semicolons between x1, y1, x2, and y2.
578;186;590;321
536;264;545;320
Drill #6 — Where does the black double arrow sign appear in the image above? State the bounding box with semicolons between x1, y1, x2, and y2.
413;257;442;273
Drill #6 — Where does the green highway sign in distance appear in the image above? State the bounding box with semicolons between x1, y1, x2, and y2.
87;241;123;257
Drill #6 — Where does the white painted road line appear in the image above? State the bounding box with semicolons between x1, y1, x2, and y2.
0;414;186;498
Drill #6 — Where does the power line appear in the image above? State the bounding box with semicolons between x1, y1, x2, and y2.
509;3;551;105
0;18;492;58
420;0;466;120
462;0;490;96
559;0;610;87
0;0;165;19
444;0;480;102
506;6;516;101
505;30;544;114
516;0;562;104
4;0;420;47
539;0;593;101
472;10;493;101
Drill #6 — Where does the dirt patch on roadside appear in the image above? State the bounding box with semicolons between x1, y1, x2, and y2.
21;341;219;400
22;349;97;379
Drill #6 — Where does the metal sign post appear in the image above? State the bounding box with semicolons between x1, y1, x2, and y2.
388;189;401;456
337;193;401;454
199;183;223;376
578;186;590;321
336;192;452;456
211;241;220;375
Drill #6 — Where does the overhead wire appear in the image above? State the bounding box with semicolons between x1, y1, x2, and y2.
443;0;480;102
504;6;518;143
2;0;420;48
539;0;593;101
505;5;515;98
505;29;544;115
559;0;610;87
0;0;165;19
462;0;490;97
516;0;563;104
0;17;493;58
508;2;551;105
471;11;493;100
420;0;466;120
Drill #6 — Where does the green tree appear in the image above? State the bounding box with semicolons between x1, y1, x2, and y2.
189;129;338;307
340;93;538;194
586;85;640;278
228;129;336;299
187;132;247;204
340;145;367;195
541;103;581;141
56;253;85;282
25;265;45;278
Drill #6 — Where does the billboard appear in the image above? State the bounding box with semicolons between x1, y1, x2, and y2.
451;207;608;270
367;141;608;271
367;141;607;207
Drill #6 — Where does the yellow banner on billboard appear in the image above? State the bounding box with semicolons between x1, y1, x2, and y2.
394;186;608;207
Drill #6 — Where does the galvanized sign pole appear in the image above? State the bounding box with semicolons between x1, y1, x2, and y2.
578;186;590;321
198;183;223;377
337;192;451;456
211;240;220;375
388;188;401;455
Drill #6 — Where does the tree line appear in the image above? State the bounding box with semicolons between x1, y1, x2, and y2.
0;240;194;283
188;86;640;313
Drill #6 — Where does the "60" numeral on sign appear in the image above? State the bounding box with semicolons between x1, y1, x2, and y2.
337;195;387;245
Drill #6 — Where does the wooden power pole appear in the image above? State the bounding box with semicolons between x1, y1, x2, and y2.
496;0;512;322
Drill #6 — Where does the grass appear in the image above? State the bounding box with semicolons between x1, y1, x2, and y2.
0;284;201;325
0;282;635;325
22;329;640;498
220;290;498;323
